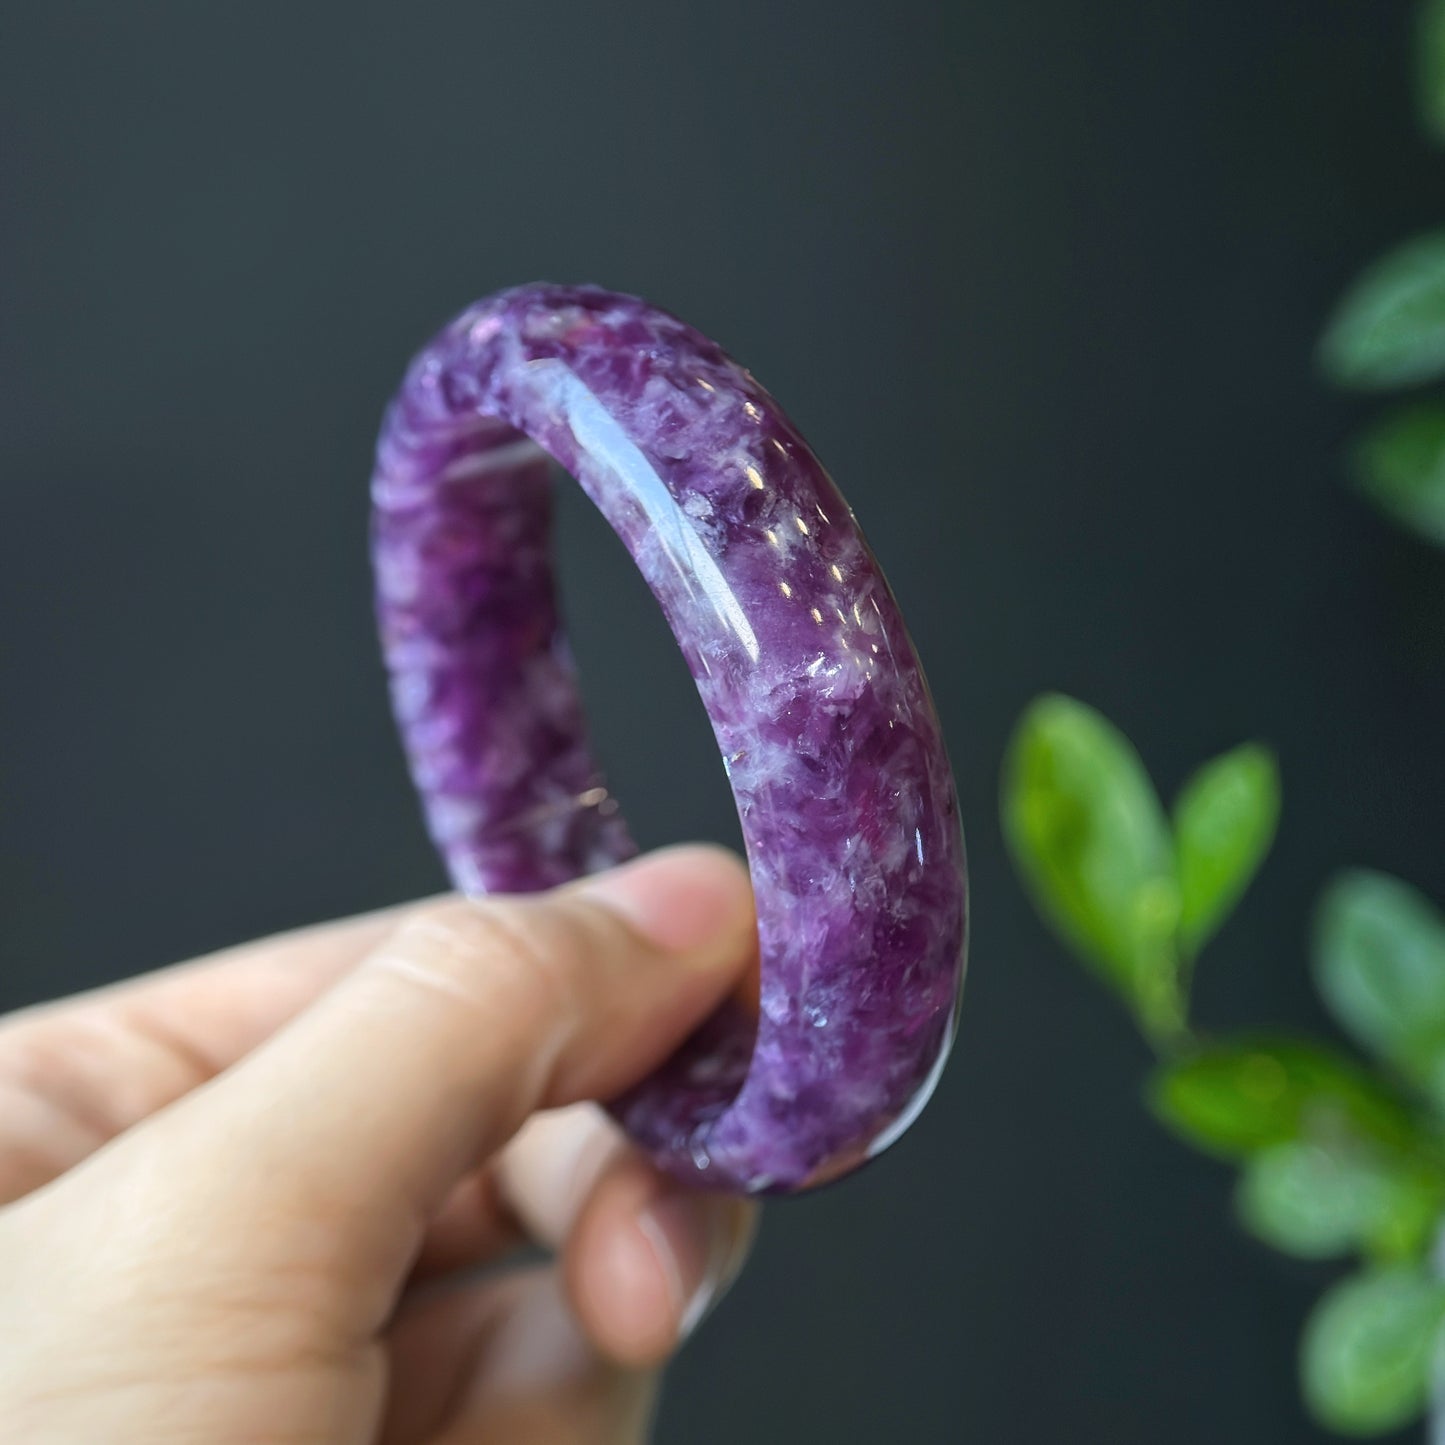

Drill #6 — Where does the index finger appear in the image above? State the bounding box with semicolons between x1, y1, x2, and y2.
119;846;755;1335
0;899;428;1202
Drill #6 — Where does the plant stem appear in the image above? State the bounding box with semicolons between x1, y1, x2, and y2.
1133;951;1193;1057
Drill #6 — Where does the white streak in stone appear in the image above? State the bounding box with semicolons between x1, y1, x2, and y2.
552;371;761;663
440;437;549;483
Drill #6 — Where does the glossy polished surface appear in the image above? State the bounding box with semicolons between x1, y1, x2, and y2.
372;284;967;1193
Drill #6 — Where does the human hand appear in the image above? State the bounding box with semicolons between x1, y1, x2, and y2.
0;845;759;1444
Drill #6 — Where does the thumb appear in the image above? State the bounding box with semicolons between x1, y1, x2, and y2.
120;846;754;1330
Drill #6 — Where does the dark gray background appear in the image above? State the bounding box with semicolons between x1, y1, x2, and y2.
3;2;1442;1440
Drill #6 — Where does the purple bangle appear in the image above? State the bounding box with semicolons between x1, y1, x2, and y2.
371;284;967;1194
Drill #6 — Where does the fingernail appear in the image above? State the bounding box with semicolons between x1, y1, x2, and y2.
574;846;752;956
638;1191;757;1343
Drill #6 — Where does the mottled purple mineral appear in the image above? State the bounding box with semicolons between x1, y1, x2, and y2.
372;285;967;1193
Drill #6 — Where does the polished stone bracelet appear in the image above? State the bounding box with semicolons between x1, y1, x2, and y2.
371;284;967;1194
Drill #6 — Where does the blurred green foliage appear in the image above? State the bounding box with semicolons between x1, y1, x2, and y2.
1002;5;1445;1432
1317;872;1445;1114
1320;0;1445;548
1000;695;1184;1040
1418;0;1445;145
1304;1270;1445;1436
1002;696;1276;1043
1174;744;1281;961
1002;695;1445;1436
1320;233;1445;391
1352;405;1445;547
1150;1038;1420;1164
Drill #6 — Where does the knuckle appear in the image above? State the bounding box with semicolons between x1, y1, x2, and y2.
0;1021;122;1158
378;897;604;1031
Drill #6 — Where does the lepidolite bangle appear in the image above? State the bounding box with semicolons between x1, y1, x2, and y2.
371;284;967;1194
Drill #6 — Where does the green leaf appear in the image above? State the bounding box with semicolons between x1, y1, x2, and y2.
1002;695;1182;1037
1353;403;1445;548
1237;1141;1441;1262
1417;0;1445;146
1302;1267;1445;1435
1320;232;1445;390
1149;1038;1420;1162
1173;743;1280;959
1315;871;1445;1110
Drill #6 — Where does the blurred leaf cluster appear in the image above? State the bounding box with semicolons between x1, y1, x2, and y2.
1003;696;1445;1437
1318;0;1445;546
